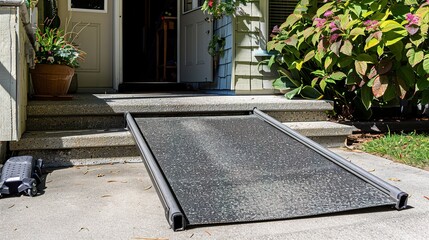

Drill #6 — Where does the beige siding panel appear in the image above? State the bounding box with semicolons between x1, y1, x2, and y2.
250;76;263;90
235;32;253;47
240;1;262;18
235;62;251;76
235;77;251;91
263;79;275;89
234;0;275;93
235;47;253;62
236;17;261;32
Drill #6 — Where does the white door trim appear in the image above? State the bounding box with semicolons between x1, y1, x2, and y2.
113;0;123;90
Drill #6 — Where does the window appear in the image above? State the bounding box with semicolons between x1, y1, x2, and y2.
68;0;107;13
269;0;299;32
183;0;204;13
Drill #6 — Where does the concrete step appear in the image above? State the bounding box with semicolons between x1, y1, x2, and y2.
26;93;333;131
11;121;356;167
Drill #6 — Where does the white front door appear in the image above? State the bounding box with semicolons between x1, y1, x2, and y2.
179;0;213;83
58;0;113;90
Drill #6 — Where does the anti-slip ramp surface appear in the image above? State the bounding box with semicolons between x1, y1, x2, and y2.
125;109;408;231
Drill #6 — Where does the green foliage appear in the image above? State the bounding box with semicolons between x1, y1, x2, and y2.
34;20;86;68
202;0;249;19
265;0;429;120
208;34;226;57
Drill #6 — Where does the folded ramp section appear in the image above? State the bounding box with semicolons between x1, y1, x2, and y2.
125;109;408;231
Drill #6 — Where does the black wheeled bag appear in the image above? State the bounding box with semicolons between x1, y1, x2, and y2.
0;156;43;197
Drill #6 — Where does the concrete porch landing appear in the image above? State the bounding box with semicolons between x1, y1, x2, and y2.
11;93;357;167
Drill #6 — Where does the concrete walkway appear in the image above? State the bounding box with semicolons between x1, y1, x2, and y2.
1;148;428;240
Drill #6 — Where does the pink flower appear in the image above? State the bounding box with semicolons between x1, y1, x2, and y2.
324;10;334;18
329;21;339;32
314;18;327;28
208;0;213;7
406;13;419;25
364;20;379;31
405;13;420;35
330;33;340;43
271;25;280;34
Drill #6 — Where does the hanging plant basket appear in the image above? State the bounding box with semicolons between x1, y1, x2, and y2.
30;64;75;99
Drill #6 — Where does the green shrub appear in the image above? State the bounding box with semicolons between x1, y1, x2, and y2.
265;0;429;120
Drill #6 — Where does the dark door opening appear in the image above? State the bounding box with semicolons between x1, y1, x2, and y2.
123;1;177;83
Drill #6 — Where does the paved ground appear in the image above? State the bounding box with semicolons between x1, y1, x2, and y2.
1;148;428;240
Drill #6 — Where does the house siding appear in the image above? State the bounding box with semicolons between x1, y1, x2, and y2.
234;0;276;94
198;0;277;93
0;3;31;141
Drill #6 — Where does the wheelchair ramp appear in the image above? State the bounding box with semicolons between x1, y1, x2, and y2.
126;109;408;231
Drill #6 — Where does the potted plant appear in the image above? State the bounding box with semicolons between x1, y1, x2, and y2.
30;19;86;99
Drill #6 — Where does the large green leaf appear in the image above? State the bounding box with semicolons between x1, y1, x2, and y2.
346;72;360;85
383;31;407;46
300;86;324;99
303;50;315;63
355;60;368;76
316;2;334;17
281;14;302;29
319;79;327;92
383;83;397;102
361;86;373;110
380;20;405;32
285;87;301;99
338;56;354;68
302;27;315;39
421;90;429;105
277;68;301;87
340;40;353;56
417;77;429;91
423;58;429;74
350;27;365;41
365;37;380;51
330;71;347;80
388;41;404;61
355;54;375;63
407;49;424;67
397;65;415;87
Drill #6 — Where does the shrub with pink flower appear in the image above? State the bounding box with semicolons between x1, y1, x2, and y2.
266;0;429;120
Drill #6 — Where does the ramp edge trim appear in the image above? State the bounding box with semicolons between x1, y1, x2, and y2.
125;112;187;231
253;108;408;210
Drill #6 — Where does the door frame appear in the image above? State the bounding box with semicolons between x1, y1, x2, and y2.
113;1;181;89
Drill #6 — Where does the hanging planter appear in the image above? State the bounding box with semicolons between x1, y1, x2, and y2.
201;0;249;20
208;34;225;71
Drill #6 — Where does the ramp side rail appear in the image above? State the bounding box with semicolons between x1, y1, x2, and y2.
125;112;186;231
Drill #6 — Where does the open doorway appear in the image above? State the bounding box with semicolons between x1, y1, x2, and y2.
122;1;177;83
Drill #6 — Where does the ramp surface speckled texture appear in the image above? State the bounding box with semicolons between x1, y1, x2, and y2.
135;115;395;226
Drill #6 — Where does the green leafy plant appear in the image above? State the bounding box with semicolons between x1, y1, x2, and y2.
25;0;38;9
265;0;429;120
34;19;86;68
208;34;226;57
202;0;249;19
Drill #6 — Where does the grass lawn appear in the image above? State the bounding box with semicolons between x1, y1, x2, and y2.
360;132;429;171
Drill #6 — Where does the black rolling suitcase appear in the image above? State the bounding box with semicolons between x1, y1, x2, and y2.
0;156;43;197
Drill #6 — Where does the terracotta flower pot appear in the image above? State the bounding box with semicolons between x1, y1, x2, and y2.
30;64;75;98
